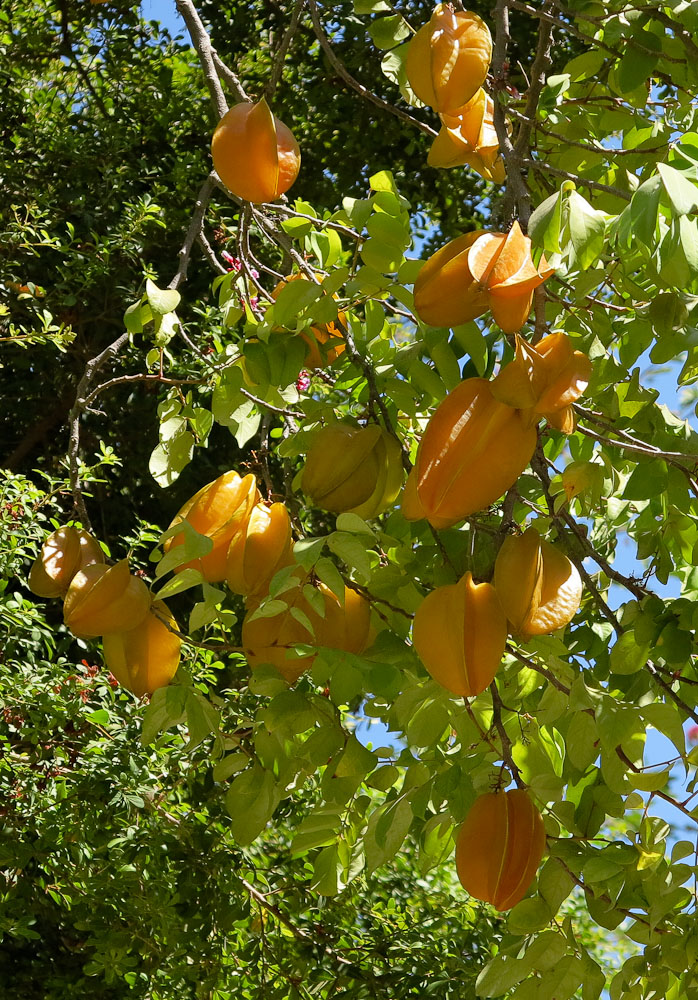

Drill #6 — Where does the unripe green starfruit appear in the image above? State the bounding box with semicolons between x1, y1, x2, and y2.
412;571;507;696
63;560;150;638
226;501;294;600
301;424;403;518
165;471;261;583
102;600;181;697
28;526;104;598
455;789;546;910
406;5;492;113
401;378;537;529
494;526;582;637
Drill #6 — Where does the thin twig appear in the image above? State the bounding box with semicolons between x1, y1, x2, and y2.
175;0;228;119
307;0;437;139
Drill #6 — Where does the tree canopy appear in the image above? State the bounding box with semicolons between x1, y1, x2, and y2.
3;1;698;998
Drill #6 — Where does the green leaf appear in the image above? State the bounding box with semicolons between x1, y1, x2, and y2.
145;278;180;316
658;162;698;216
141;686;188;745
630;175;662;246
153;567;204;599
185;690;220;749
226;766;281;844
507;897;552;935
609;631;650;675
529;190;562;254
566;190;607;269
368;14;410;49
364;796;413;873
327;530;372;580
566;711;599;770
355;0;390;10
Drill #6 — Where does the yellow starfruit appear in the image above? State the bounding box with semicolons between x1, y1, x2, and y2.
414;222;553;332
211;98;301;204
63;560;150;638
165;471;261;583
29;526;104;598
226;501;294;600
412;571;507;696
428;89;505;183
455;789;547;911
406;5;492;113
242;577;371;684
494;525;582;637
401;378;537;528
102;600;181;697
301;424;403;518
491;332;592;433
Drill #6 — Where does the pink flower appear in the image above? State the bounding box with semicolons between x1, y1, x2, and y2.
688;725;698;744
222;251;242;272
296;369;311;392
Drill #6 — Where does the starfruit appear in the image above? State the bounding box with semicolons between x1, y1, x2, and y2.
63;560;150;638
226;501;294;600
242;577;371;684
491;332;592;433
211;98;300;204
301;424;403;518
406;5;492;113
402;378;537;529
412;571;507;697
455;789;546;911
165;471;261;583
494;526;582;637
102;600;181;697
413;222;553;332
272;274;346;369
428;89;505;184
28;526;104;598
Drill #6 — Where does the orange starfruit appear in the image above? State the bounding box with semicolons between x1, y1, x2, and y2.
226;501;294;600
402;378;537;528
412;572;507;696
494;526;582;637
455;789;547;910
63;560;150;639
211;98;300;204
302;424;403;518
413;222;553;332
102;600;181;697
406;5;492;113
491;332;592;433
428;89;505;183
29;526;104;598
165;471;261;583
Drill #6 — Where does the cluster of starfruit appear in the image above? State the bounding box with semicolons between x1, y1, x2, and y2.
413;525;583;699
403;331;591;528
164;470;371;685
414;222;554;334
29;527;181;697
406;4;505;183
